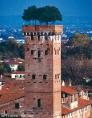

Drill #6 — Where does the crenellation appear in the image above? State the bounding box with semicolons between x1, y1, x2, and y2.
24;31;62;45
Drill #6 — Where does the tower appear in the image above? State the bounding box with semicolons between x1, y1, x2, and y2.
23;25;63;118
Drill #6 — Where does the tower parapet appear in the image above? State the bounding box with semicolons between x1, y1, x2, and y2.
23;25;63;44
22;25;63;34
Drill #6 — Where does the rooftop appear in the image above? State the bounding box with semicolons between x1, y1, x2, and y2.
0;91;24;105
0;81;24;105
0;82;91;115
61;86;78;95
22;25;63;33
62;98;92;115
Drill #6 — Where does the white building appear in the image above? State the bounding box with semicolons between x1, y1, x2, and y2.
11;71;25;80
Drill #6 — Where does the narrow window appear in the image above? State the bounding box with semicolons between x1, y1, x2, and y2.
31;34;34;40
45;36;48;40
20;75;22;78
45;50;48;55
15;103;19;109
38;35;40;41
43;75;47;80
31;50;34;55
32;74;36;79
38;50;41;58
37;99;41;108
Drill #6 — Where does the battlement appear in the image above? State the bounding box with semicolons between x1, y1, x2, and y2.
22;25;63;34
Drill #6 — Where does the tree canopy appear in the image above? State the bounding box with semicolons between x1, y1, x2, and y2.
22;5;62;25
71;32;90;47
22;6;37;23
0;39;24;59
0;63;11;74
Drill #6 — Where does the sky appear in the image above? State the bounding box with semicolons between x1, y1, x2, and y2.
0;0;92;17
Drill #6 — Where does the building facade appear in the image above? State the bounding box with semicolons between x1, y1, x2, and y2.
61;85;92;118
23;25;63;118
11;71;25;80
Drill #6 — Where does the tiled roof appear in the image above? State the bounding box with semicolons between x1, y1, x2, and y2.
62;107;71;115
61;86;78;95
78;98;92;108
62;98;92;115
0;91;24;105
0;81;24;105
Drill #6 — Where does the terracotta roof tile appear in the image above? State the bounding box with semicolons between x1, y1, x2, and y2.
0;91;24;105
0;81;24;105
62;98;92;115
61;86;78;95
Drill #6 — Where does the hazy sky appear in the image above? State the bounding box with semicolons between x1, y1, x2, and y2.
0;0;92;17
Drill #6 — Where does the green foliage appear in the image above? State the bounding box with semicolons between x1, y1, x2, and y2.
18;45;25;59
0;64;4;74
22;5;37;24
0;63;11;74
22;5;62;24
3;63;11;73
86;80;92;86
37;6;62;24
62;33;92;59
0;39;24;59
71;32;90;47
62;33;92;85
18;65;25;71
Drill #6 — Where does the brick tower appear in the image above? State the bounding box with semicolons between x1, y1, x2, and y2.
23;25;63;118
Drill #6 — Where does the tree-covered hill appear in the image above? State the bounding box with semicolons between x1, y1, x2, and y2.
62;33;92;86
0;39;24;59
